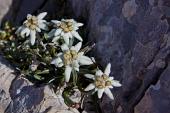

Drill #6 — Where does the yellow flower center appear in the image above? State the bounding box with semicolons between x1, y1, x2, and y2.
95;74;112;89
57;21;73;33
24;16;38;30
63;50;78;65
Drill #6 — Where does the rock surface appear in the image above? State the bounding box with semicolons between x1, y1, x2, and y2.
135;63;170;113
0;0;170;113
0;55;79;113
0;0;12;26
66;0;170;113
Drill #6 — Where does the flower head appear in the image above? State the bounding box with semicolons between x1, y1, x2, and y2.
84;63;121;99
15;12;48;45
51;42;93;82
48;19;83;45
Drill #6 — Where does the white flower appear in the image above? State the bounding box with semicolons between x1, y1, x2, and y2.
84;63;122;100
51;42;93;82
15;12;48;45
48;19;83;45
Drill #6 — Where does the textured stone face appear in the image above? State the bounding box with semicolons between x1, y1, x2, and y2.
0;0;12;25
135;63;170;113
67;0;170;113
0;0;170;113
0;0;61;26
0;56;15;113
0;56;78;113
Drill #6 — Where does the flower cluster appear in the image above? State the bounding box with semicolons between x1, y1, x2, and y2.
48;19;83;45
84;63;121;99
15;12;48;45
5;12;122;104
51;42;93;82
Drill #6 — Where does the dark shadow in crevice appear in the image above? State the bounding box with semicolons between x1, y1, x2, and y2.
1;0;66;26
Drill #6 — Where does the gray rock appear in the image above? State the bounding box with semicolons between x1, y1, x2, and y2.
0;55;15;113
66;0;170;113
1;0;62;26
0;55;78;113
135;63;170;113
0;0;12;26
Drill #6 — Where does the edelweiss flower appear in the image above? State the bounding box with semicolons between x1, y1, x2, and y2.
15;12;48;45
48;19;83;45
84;63;122;99
51;42;93;82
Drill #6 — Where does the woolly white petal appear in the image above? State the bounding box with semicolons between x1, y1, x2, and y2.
51;20;61;24
21;27;30;37
108;86;113;89
73;26;79;31
51;58;57;65
71;31;82;41
71;42;82;52
76;23;83;27
84;74;95;80
54;29;62;36
67;32;73;39
61;43;69;51
61;31;64;36
38;23;48;30
58;63;64;67
38;19;47;23
108;77;114;81
15;26;23;34
84;83;95;91
112;80;122;87
74;42;82;52
52;36;60;42
94;88;98;92
104;88;114;100
63;34;70;45
78;52;84;57
36;27;41;32
27;14;32;19
95;70;103;76
48;29;56;37
104;63;111;75
37;12;47;19
78;55;93;65
25;30;31;37
51;58;63;67
73;60;80;71
30;30;36;45
57;52;63;57
64;19;73;22
97;88;104;99
65;66;72;82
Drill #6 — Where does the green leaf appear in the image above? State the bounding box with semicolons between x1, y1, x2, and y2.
36;69;49;75
72;69;78;87
62;89;74;106
43;33;48;40
34;74;45;80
